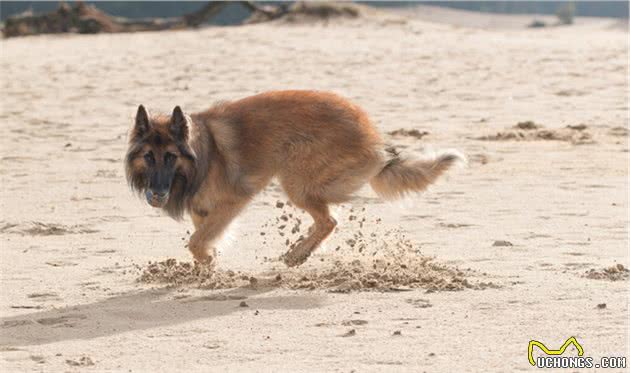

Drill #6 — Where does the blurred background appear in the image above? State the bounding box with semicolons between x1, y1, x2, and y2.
2;1;628;25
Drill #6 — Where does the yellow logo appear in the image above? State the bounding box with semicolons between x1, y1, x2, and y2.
528;337;584;366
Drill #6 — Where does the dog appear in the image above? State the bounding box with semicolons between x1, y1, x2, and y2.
125;90;463;267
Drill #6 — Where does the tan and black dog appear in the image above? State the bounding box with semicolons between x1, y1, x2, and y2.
125;90;463;267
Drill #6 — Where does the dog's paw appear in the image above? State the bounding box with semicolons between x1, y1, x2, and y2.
281;244;311;268
281;253;304;268
193;254;217;270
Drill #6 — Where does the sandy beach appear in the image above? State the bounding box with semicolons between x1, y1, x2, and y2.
0;5;628;372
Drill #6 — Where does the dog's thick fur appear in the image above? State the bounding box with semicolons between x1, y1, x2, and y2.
126;90;463;267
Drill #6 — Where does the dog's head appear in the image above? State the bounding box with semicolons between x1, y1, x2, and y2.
125;105;197;218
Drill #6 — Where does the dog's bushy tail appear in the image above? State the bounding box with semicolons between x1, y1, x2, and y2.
370;148;465;200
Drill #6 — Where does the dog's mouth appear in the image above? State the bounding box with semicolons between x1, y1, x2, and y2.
146;190;169;208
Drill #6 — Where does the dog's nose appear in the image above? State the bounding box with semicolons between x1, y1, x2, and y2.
154;190;168;199
145;190;168;207
145;190;166;200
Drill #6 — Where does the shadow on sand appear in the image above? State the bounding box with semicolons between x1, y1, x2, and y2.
0;287;323;347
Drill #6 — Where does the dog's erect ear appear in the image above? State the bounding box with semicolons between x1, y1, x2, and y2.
170;106;189;141
134;105;151;136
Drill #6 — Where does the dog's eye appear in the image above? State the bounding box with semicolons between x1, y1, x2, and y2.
143;151;155;165
164;152;177;164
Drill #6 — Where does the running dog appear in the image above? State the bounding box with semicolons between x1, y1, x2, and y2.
125;90;463;267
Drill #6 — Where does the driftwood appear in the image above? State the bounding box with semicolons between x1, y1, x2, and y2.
2;1;362;38
2;2;228;38
241;2;292;23
243;1;360;24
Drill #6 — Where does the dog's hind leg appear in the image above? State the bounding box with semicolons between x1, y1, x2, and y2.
281;198;337;267
278;151;382;267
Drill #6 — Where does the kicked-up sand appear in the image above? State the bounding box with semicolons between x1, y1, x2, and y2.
0;5;628;372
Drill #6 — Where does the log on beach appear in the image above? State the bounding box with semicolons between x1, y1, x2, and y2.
2;1;227;38
2;1;363;38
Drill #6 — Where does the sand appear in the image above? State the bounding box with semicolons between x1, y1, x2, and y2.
0;5;627;372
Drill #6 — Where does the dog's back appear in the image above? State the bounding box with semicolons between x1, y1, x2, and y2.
196;91;381;167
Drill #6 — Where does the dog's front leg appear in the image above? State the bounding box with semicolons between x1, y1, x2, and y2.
188;200;247;266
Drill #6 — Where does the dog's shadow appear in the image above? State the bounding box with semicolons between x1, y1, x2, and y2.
0;287;323;347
